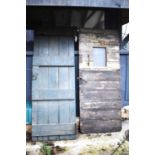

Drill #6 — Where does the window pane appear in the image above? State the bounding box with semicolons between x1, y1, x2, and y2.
93;47;106;66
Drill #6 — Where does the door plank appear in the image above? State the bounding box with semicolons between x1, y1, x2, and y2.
32;89;75;100
59;101;70;123
69;101;76;123
69;67;75;89
48;101;59;124
32;124;76;136
37;101;49;124
48;37;59;57
38;67;48;89
59;67;69;89
33;37;39;57
32;101;38;124
59;37;69;57
48;67;58;89
32;66;39;90
68;38;74;57
39;36;49;56
33;56;74;66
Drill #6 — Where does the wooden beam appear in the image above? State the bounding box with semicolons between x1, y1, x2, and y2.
94;11;105;29
85;11;96;22
122;34;129;47
26;0;129;9
81;11;88;27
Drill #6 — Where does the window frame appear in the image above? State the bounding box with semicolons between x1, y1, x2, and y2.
92;47;107;67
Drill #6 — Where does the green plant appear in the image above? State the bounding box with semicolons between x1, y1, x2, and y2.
41;143;52;155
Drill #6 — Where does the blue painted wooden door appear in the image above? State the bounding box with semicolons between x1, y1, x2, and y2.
32;36;76;141
120;53;129;106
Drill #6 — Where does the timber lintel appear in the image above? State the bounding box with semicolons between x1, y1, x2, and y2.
26;0;129;9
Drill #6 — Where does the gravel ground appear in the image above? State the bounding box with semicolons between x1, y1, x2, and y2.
26;119;129;155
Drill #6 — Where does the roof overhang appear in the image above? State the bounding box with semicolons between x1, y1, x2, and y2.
26;0;129;9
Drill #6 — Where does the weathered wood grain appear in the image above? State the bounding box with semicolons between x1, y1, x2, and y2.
33;56;74;66
59;135;76;140
48;136;59;141
80;81;120;90
32;89;75;100
80;70;120;81
32;124;76;136
80;101;121;110
80;120;122;133
80;109;121;120
32;101;38;124
48;67;58;89
59;101;70;123
69;101;76;123
80;90;121;102
37;101;48;124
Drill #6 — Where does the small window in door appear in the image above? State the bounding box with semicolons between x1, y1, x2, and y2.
93;47;106;67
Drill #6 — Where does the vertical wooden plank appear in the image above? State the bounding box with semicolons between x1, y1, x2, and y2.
69;67;75;89
33;36;39;57
69;101;76;123
48;67;58;89
59;37;68;58
48;37;59;57
59;101;70;123
39;36;49;56
32;102;38;141
37;101;49;124
32;101;38;124
59;67;69;89
39;67;48;89
68;38;74;58
32;35;39;101
48;101;59;124
32;66;39;90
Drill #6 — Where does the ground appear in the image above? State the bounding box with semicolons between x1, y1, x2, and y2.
26;106;129;155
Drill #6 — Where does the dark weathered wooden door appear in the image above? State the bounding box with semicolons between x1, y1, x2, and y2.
32;36;76;141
